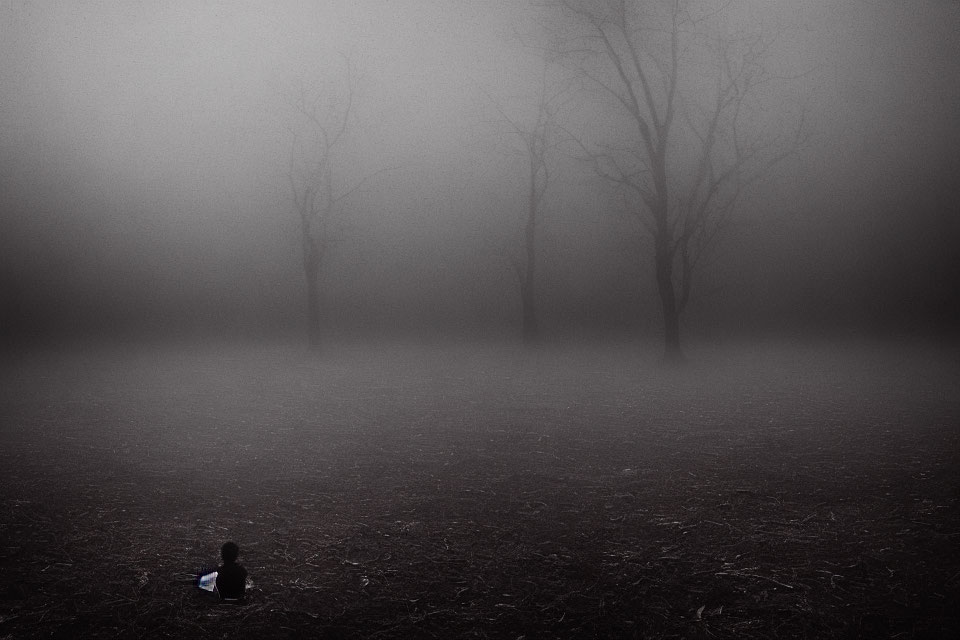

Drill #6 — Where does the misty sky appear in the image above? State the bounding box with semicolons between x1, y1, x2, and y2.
1;1;958;342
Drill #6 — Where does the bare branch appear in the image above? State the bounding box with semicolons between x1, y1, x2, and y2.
331;165;399;210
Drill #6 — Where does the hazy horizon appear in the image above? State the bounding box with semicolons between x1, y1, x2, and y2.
2;0;958;346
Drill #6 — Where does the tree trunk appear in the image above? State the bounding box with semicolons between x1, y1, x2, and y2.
522;215;539;344
303;238;322;350
521;281;538;343
305;272;321;349
654;242;684;362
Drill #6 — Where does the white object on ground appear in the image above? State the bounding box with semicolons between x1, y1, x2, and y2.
198;571;218;592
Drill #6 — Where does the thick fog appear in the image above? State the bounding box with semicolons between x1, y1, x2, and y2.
2;0;958;346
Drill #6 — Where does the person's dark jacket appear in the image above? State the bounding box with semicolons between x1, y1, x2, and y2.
215;561;247;599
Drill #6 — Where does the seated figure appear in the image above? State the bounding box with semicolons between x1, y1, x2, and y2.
198;541;248;601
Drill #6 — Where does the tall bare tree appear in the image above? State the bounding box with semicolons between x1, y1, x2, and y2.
543;0;802;360
487;84;561;343
287;59;382;349
482;75;567;343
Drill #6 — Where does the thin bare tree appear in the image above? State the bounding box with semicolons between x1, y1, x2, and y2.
541;0;803;360
286;58;385;349
481;73;568;343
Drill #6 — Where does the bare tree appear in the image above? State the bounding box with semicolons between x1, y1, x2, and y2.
482;74;566;343
286;58;383;349
542;0;803;360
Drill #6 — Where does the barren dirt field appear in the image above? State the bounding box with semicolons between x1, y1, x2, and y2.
1;340;958;638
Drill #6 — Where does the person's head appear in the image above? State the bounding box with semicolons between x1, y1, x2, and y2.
221;541;240;564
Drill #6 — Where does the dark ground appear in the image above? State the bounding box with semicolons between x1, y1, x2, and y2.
1;339;958;639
